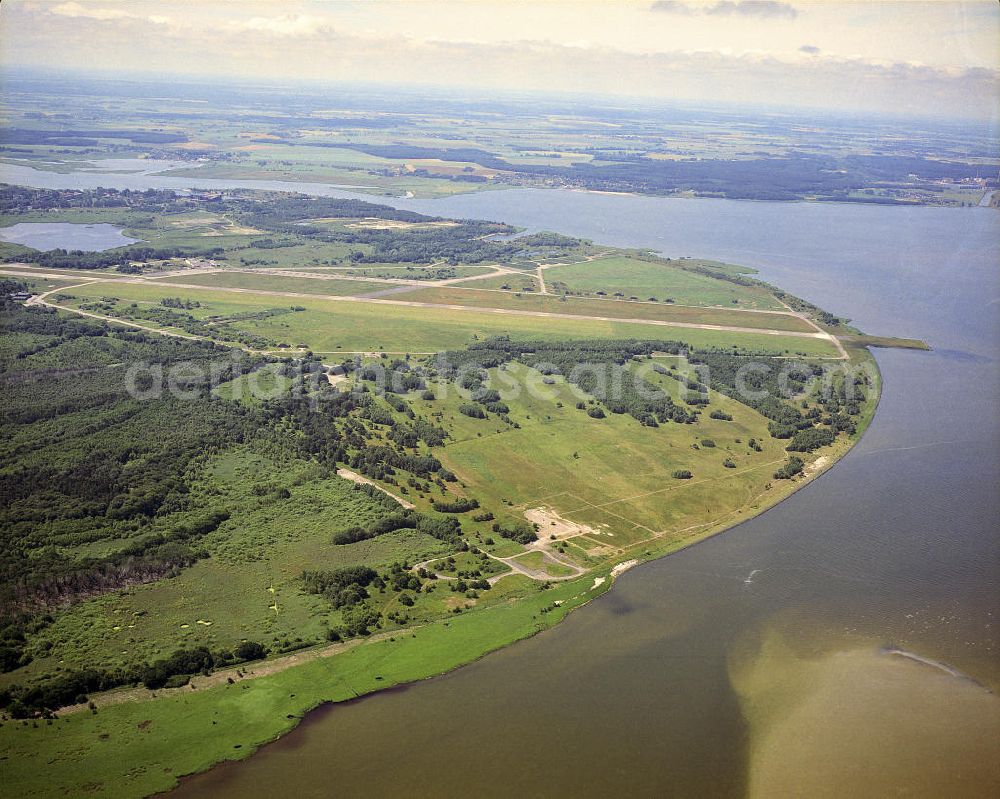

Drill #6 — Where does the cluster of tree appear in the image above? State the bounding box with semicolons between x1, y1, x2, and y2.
430;497;479;513
491;521;538;545
332;509;463;546
689;351;819;424
160;297;200;309
302;566;379;609
459;402;487;419
359;359;427;393
0;640;268;716
785;427;836;453
440;337;697;427
514;232;581;247
773;456;805;480
10;244;225;271
0;128;188;145
329;143;986;203
0;185;184;213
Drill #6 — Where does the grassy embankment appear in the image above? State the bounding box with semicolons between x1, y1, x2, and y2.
0;574;603;799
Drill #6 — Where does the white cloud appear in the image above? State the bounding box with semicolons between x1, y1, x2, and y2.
50;1;170;25
651;1;799;20
237;15;332;38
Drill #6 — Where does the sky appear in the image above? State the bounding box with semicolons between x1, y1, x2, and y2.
0;0;997;119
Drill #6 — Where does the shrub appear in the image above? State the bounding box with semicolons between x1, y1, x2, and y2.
233;641;268;662
431;497;479;513
773;456;805;479
786;427;836;453
491;521;538;544
672;470;693;479
459;403;487;419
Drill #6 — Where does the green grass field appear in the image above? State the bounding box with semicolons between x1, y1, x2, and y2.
0;447;463;686
430;363;787;549
153;270;387;296
0;573;604;799
510;550;576;577
291;265;497;279
544;256;784;310
213;363;293;403
61;280;839;356
391;285;814;331
455;272;543;291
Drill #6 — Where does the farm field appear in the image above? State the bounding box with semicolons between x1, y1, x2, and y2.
162;158;494;199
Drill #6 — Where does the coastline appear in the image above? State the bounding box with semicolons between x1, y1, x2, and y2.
0;350;882;799
1;159;990;211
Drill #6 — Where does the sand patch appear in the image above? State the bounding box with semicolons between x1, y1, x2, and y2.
343;218;460;231
523;506;597;542
610;559;639;578
805;455;830;476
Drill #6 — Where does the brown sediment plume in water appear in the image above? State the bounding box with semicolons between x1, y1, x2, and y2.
730;632;1000;799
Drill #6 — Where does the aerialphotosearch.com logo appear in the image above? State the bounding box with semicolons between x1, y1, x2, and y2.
123;351;877;411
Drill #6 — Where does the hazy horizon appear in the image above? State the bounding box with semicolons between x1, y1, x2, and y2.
1;0;997;121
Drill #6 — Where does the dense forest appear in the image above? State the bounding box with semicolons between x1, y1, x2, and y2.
0;295;471;711
327;144;991;201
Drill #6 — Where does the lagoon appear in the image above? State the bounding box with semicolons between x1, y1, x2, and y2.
0;221;139;252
